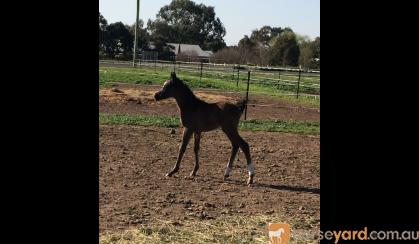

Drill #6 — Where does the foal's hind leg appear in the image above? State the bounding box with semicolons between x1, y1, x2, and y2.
239;136;255;185
166;128;193;177
237;135;254;185
190;132;201;177
223;128;254;185
223;144;239;180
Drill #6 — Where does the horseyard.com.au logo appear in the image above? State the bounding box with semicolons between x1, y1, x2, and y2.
268;223;291;244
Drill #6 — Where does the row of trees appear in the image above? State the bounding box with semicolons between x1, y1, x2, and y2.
212;26;319;69
99;0;319;69
99;0;226;60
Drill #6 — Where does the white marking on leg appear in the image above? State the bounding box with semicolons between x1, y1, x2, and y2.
224;167;232;176
247;163;255;176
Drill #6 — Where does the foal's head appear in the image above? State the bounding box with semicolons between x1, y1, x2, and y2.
154;72;186;101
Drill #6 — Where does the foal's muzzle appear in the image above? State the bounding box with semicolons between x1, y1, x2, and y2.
154;91;163;101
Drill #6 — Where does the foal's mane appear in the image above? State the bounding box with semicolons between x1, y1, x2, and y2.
173;76;200;101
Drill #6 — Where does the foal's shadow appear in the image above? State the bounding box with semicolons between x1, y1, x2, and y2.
254;182;320;194
210;177;320;194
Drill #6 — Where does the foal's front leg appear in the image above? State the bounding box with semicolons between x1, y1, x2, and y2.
166;127;193;177
190;132;201;177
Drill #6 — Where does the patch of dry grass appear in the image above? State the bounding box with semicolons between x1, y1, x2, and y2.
99;87;235;105
99;214;319;244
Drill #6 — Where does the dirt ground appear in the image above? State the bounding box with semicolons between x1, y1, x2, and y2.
99;125;320;233
99;84;320;121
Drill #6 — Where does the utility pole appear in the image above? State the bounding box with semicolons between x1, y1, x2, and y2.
133;0;140;67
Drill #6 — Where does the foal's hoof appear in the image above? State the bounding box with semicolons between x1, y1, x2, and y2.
185;176;195;181
223;167;232;181
186;173;196;179
166;168;179;177
247;175;254;186
223;174;230;181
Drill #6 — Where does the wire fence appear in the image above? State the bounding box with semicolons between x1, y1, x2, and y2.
99;59;320;120
100;59;320;98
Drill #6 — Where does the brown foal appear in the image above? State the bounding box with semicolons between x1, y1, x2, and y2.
154;72;255;185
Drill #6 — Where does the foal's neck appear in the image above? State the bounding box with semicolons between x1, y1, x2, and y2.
173;86;198;111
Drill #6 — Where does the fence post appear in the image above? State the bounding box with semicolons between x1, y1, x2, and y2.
244;71;250;120
296;69;301;99
278;70;281;89
236;65;240;87
200;61;203;82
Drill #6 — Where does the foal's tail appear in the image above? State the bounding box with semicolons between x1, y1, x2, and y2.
236;99;248;114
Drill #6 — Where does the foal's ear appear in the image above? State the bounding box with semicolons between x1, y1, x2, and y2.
170;72;177;80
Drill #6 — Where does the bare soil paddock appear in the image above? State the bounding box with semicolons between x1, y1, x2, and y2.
99;125;320;234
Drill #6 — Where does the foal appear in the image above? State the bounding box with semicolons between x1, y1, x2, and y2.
154;72;255;185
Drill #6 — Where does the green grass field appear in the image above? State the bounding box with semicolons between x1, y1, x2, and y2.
99;114;320;135
99;66;320;107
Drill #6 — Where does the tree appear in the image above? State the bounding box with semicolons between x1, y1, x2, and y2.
147;19;176;50
296;35;320;70
147;0;226;52
238;35;256;50
250;26;283;48
299;42;313;70
126;20;150;52
233;26;290;66
99;12;108;55
268;30;300;66
296;34;312;69
103;22;133;59
311;37;320;69
296;34;311;45
214;26;304;67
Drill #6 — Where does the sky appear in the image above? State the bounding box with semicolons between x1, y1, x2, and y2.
99;0;320;46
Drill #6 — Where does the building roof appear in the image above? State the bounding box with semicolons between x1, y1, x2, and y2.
167;43;212;58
